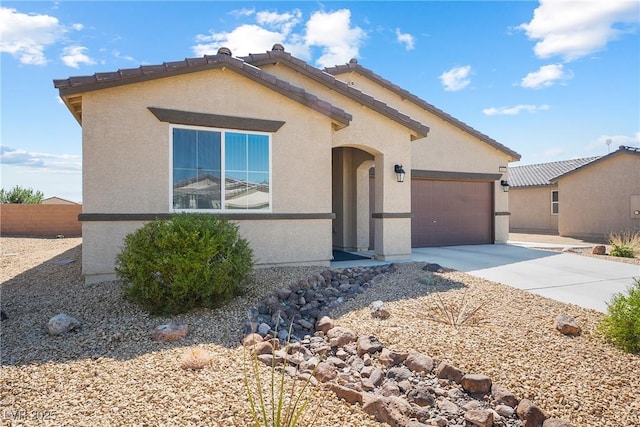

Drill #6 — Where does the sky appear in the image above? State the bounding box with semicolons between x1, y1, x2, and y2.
1;0;639;203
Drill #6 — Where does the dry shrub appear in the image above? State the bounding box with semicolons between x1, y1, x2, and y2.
180;347;213;370
607;230;640;257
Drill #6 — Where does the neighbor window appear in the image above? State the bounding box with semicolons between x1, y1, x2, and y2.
171;125;270;211
551;190;559;215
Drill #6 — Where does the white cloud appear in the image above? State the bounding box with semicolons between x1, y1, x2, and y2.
0;7;64;65
439;65;472;91
483;104;550;116
518;0;639;62
229;8;255;18
0;146;81;171
520;63;572;88
396;28;415;50
193;24;288;57
304;9;366;68
61;45;95;68
0;6;86;66
192;8;366;68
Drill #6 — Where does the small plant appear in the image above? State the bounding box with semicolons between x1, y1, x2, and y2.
115;213;254;315
180;347;213;370
0;185;44;204
607;230;640;258
610;244;636;258
243;323;319;427
419;274;486;327
598;278;640;354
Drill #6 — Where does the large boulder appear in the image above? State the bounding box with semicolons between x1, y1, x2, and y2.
47;313;80;336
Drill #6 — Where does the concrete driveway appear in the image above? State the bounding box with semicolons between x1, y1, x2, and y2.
333;244;640;313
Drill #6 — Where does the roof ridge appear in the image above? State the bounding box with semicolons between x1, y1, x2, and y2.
325;59;520;161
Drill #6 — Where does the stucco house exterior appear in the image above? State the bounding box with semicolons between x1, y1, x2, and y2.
509;145;640;238
54;45;520;284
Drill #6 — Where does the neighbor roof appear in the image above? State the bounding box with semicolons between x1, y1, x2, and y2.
53;51;352;128
551;145;640;182
241;47;429;139
325;59;521;161
509;157;600;187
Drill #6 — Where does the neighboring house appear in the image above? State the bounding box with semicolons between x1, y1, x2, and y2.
509;146;640;238
42;197;80;205
54;45;520;284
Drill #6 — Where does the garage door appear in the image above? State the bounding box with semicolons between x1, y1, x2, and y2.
411;179;493;247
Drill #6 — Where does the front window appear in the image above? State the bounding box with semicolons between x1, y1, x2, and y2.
171;126;271;211
551;190;559;215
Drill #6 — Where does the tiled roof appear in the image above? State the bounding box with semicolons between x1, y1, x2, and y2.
509;157;600;187
241;50;429;139
53;52;352;127
324;59;521;161
551;145;640;181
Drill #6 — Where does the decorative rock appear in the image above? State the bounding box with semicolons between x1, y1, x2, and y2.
435;361;464;383
387;366;413;382
437;397;459;415
592;245;606;255
543;418;575;427
369;367;385;387
315;316;334;334
242;333;263;347
329;383;363;404
314;361;337;383
407;385;435;407
405;351;434;374
372;309;391;319
555;313;581;336
495;404;515;418
423;263;444;272
47;313;80;335
357;335;384;355
327;327;356;347
248;340;273;356
257;322;271;336
464;409;494;427
151;322;188;342
517;399;547;427
362;395;413;427
492;383;518;408
379;348;409;367
461;374;492;394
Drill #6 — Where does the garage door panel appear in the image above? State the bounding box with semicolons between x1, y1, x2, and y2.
411;179;492;247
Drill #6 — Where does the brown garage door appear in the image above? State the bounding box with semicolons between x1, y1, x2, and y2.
411;179;493;247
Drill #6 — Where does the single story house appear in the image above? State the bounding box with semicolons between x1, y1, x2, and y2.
42;196;80;205
54;45;520;284
509;145;640;238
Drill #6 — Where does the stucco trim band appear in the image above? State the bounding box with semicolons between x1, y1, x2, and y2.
411;170;502;182
148;107;285;132
78;213;336;221
371;212;412;219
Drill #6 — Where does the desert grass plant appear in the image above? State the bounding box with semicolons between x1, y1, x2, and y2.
607;230;640;258
419;274;486;327
598;278;640;354
243;323;319;427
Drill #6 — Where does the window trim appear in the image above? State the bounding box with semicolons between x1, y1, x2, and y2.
551;190;559;215
169;123;272;213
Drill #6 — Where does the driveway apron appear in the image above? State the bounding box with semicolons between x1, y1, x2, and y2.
410;245;640;313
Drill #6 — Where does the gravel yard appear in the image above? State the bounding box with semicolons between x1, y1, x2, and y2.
1;237;639;426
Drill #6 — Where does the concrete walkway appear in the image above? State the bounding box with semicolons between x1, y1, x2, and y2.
332;237;639;313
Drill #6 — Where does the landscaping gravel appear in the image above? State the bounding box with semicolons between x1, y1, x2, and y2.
1;237;639;426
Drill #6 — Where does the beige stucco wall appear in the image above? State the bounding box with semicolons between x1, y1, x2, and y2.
557;153;640;238
78;68;338;280
333;70;514;243
509;186;558;233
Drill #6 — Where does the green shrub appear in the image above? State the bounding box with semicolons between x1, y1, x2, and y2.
598;278;640;354
115;213;253;315
0;185;44;203
610;244;636;258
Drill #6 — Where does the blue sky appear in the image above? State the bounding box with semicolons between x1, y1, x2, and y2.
1;0;638;202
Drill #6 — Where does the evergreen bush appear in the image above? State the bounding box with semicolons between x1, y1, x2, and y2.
115;213;253;315
598;278;640;354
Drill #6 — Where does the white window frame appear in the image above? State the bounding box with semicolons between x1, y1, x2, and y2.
551;190;559;215
169;124;272;213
